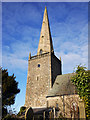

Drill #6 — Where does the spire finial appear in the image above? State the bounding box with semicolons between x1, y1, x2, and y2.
45;6;47;11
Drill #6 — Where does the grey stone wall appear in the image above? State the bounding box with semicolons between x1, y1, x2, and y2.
51;54;61;86
25;52;62;108
25;53;52;108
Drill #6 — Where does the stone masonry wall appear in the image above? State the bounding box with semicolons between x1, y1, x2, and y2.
51;54;61;86
47;95;79;118
25;53;52;108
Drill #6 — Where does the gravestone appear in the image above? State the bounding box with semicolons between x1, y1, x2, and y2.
25;107;33;120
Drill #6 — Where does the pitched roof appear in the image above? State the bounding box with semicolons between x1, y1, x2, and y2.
47;73;77;97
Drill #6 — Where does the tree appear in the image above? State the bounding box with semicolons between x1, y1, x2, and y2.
1;68;20;117
17;106;26;116
71;65;90;119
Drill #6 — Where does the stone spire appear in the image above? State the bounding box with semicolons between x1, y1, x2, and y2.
37;7;54;55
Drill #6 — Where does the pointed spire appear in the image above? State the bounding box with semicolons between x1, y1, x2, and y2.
37;7;54;55
45;6;47;13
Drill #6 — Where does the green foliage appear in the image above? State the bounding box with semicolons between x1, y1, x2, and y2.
20;106;26;113
59;113;65;119
71;65;90;119
2;114;12;120
2;107;7;117
1;68;20;117
17;106;26;116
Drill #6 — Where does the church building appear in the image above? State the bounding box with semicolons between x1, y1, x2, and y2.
25;7;85;119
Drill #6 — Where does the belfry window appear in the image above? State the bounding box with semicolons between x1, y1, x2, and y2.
40;49;42;54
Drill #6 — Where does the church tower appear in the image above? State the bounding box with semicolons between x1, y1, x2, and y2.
25;7;62;108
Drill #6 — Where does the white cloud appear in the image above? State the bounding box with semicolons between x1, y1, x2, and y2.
2;55;28;71
2;22;88;75
2;2;88;74
55;42;88;74
2;39;37;73
52;17;88;74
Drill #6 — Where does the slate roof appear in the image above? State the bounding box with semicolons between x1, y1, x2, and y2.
47;73;77;97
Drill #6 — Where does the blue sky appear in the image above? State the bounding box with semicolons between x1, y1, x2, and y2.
2;2;88;113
